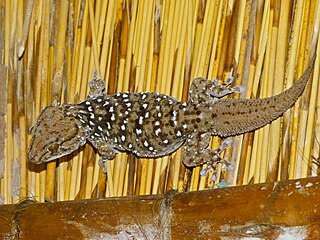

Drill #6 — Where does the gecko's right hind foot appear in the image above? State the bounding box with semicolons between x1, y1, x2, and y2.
200;138;234;181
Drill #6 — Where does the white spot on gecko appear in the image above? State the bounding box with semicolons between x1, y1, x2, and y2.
136;128;142;135
155;128;161;136
139;116;144;125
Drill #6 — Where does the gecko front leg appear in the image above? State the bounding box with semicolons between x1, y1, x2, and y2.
88;139;117;173
182;132;233;181
88;70;107;98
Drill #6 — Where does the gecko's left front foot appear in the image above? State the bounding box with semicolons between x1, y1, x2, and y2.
98;157;108;173
88;70;106;98
199;138;234;181
87;140;117;174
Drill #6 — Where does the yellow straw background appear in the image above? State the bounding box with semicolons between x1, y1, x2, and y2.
1;0;320;204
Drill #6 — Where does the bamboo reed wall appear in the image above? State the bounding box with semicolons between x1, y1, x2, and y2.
1;0;320;204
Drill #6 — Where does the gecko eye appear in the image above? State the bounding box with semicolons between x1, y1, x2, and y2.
47;143;59;153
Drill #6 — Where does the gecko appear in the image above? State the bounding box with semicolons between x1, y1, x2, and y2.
27;55;316;178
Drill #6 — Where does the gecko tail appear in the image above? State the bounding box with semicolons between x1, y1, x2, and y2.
211;54;316;137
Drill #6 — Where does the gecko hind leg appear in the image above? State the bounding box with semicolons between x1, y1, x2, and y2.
182;133;234;181
200;138;234;181
188;75;245;104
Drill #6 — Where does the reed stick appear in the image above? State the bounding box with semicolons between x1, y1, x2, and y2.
268;1;290;181
207;0;225;78
300;2;320;177
259;7;273;182
288;1;311;179
280;0;304;181
295;1;318;178
301;53;320;177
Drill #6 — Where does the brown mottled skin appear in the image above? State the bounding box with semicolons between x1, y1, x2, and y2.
28;55;316;173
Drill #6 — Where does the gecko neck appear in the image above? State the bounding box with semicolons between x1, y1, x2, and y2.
62;103;95;137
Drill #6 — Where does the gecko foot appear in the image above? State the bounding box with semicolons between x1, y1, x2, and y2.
88;70;106;98
209;75;245;100
200;138;234;181
98;157;108;173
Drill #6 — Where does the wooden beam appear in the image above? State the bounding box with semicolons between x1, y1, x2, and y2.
0;176;319;239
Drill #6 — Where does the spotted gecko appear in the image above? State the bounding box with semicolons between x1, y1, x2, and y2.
28;55;316;177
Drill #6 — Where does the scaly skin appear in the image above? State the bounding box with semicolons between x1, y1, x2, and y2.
28;55;316;174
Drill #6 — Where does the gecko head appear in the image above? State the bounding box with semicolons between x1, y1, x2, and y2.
27;105;90;164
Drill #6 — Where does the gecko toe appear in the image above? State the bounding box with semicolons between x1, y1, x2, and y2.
98;157;108;173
